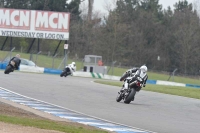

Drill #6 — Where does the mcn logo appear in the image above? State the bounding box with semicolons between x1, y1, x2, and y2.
0;8;70;32
0;9;30;29
35;12;69;32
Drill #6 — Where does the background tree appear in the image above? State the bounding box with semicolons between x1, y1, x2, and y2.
4;0;31;9
1;0;200;75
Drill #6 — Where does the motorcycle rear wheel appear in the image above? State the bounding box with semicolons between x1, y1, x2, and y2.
124;89;136;104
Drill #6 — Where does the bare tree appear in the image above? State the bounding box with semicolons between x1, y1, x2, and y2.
87;0;94;21
193;0;200;17
0;0;4;8
43;0;49;10
171;8;200;74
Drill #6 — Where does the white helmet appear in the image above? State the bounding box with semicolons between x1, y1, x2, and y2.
16;54;20;58
70;62;76;71
140;65;147;73
72;62;75;65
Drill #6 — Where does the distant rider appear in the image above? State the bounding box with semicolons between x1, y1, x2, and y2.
9;54;21;71
65;62;76;76
121;65;148;91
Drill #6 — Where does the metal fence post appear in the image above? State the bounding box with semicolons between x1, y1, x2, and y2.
35;51;42;65
9;47;15;59
112;61;117;75
52;54;57;68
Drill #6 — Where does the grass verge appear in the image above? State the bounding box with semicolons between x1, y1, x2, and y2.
94;80;200;99
107;67;200;85
0;115;108;133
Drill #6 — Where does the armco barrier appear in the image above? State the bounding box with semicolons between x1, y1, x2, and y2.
0;63;7;69
146;80;157;84
156;80;186;87
44;68;62;74
186;84;200;88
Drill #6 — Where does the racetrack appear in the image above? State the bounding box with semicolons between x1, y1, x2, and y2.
1;71;200;133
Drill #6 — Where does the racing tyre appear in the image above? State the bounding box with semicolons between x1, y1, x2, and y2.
60;71;65;77
4;65;12;74
116;92;123;102
124;89;136;104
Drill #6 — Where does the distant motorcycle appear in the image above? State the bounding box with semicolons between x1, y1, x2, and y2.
60;67;72;77
60;62;76;77
116;72;143;104
4;60;16;74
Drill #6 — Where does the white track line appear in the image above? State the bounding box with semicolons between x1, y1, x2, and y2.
0;86;157;133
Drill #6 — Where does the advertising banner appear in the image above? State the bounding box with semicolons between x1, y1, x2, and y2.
0;8;70;40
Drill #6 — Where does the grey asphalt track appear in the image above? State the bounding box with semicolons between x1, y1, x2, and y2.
1;71;200;133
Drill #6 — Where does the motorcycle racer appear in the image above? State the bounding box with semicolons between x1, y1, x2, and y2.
60;62;76;77
121;65;148;91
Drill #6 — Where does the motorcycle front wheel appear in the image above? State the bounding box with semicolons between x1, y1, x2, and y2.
116;92;123;102
60;71;66;77
4;65;12;74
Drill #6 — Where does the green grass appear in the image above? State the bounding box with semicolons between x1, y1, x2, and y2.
148;72;200;85
94;80;200;99
0;115;108;133
0;50;200;85
107;67;200;85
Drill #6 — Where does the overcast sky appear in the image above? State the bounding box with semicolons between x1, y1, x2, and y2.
80;0;196;15
159;0;195;9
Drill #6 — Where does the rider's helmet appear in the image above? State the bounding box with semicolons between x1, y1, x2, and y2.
70;62;76;71
16;54;20;58
72;62;75;66
140;65;147;73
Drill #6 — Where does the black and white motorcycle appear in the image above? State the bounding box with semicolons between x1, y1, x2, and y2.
60;62;76;77
116;72;145;104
